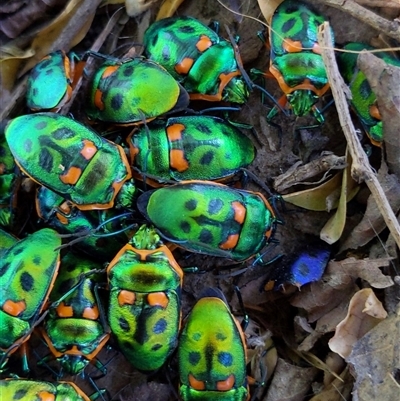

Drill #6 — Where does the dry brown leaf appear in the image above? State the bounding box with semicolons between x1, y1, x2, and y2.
341;162;400;251
346;304;400;401
257;0;283;22
264;358;318;401
328;288;388;359
125;0;159;17
156;0;186;20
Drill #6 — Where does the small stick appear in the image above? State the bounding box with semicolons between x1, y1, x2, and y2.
318;21;400;250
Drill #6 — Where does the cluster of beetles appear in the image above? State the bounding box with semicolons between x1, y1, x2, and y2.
1;1;399;400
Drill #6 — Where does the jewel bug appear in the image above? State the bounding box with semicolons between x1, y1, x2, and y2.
178;287;249;401
143;16;249;103
5;113;134;211
128;115;255;185
337;42;400;146
39;252;109;375
107;224;183;371
86;57;189;124
260;0;334;123
0;228;61;371
0;378;91;401
26;50;83;112
137;181;278;262
0;227;17;258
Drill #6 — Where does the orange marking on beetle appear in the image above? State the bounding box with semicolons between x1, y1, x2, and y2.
94;89;105;110
60;166;82;185
189;70;241;102
196;35;213;52
63;55;72;82
147;292;169;308
189;374;205;390
219;233;239;250
170;149;189;172
3;299;26;316
232;201;246;224
282;39;303;53
217;374;235;391
167;123;185;141
56;212;68;225
37;391;55;401
101;65;119;79
56;302;74;317
83;305;99;320
175;57;194;75
118;290;136;306
369;104;381;120
80;140;98;160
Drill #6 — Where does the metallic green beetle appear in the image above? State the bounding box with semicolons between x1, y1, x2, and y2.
26;50;82;112
0;228;17;258
178;288;249;401
128;116;255;185
0;229;61;371
86;57;190;124
0;378;91;401
143;16;249;103
337;42;400;146
40;252;109;375
264;0;334;122
5;113;133;211
137;181;278;262
107;224;183;371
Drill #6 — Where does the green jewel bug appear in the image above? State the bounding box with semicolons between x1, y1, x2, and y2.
35;186;131;260
178;288;249;401
137;181;278;262
0;227;17;258
39;252;110;375
86;57;190;124
107;224;183;371
0;228;61;371
5;113;134;211
263;0;334;122
0;378;91;401
127;116;255;185
26;50;83;112
143;16;249;103
337;42;400;146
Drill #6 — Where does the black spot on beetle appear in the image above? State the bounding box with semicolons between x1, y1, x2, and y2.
35;121;48;130
185;199;197;211
119;317;130;332
111;93;123;110
218;351;233;367
200;151;214;166
32;255;41;266
151;343;163;351
208;198;223;215
282;18;296;34
123;65;134;77
14;388;28;399
359;79;372;100
20;272;34;292
180;221;191;233
199;229;213;244
189;351;201;366
153;318;167;334
38;147;54;172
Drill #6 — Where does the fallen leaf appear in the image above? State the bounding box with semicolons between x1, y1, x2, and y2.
346;304;400;401
257;0;283;22
156;0;186;20
125;0;159;17
328;288;388;359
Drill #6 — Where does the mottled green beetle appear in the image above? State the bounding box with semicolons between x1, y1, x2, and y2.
264;0;334;122
143;16;249;103
137;181;278;262
86;57;189;124
26;50;83;112
107;225;183;371
0;227;17;258
35;186;130;260
128;116;255;185
5;113;133;211
40;252;109;375
0;229;61;370
337;42;400;146
0;378;91;401
178;288;249;400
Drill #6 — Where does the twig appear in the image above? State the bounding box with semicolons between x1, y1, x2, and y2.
355;0;400;8
317;0;400;42
318;21;400;250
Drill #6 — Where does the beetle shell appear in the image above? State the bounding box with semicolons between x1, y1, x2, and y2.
86;57;190;124
26;50;81;112
178;288;249;401
143;16;248;103
5;113;132;211
137;181;277;261
41;253;109;375
107;225;183;371
0;378;90;401
0;229;60;366
128;116;255;184
337;42;400;146
268;0;334;117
